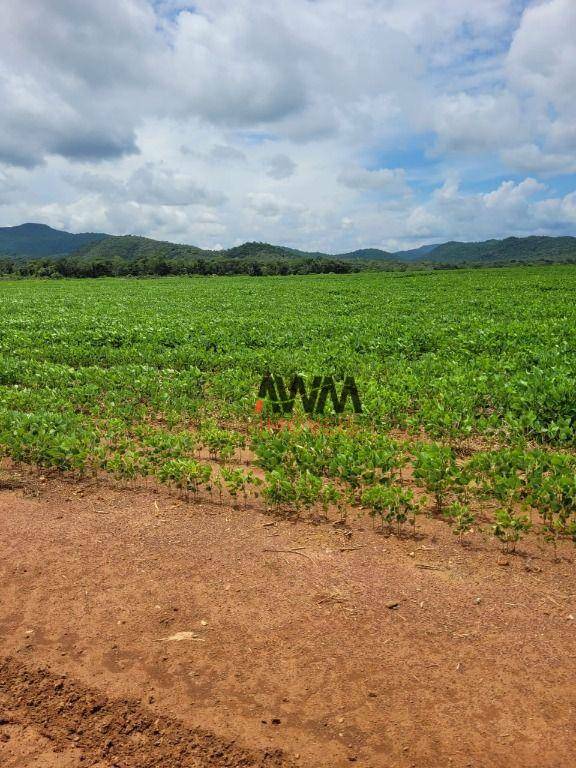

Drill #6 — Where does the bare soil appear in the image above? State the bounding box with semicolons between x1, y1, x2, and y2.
1;470;575;767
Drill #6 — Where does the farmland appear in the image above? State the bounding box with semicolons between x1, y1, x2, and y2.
1;266;576;767
2;267;576;550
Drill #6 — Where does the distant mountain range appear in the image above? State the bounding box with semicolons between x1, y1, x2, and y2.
1;223;576;268
393;244;441;260
0;223;108;258
414;236;576;264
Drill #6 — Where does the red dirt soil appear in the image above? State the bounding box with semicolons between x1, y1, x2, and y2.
1;470;575;767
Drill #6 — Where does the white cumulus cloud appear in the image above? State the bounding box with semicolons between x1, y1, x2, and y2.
0;0;574;251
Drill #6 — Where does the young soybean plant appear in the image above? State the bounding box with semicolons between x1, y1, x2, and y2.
361;484;419;537
220;466;243;506
199;425;241;461
389;487;420;537
157;458;212;501
492;509;532;554
541;518;564;563
220;467;261;508
263;468;297;512
532;470;576;530
444;502;477;544
106;449;151;486
319;480;342;521
413;442;460;516
293;470;322;518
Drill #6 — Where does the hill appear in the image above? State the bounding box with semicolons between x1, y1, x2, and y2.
0;224;396;264
394;244;440;260
417;236;576;265
339;248;393;260
1;224;576;274
76;235;576;266
72;234;206;262
0;223;107;258
75;238;395;263
222;242;319;260
7;233;373;278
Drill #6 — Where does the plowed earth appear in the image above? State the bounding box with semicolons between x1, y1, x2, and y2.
1;469;575;767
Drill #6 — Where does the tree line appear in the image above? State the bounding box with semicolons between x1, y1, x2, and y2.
2;253;575;280
0;255;372;278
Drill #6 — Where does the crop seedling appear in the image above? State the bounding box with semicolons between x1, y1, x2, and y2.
444;502;476;544
293;470;322;517
263;468;297;512
319;481;342;520
413;443;459;515
361;484;419;537
157;459;212;500
220;467;261;507
492;509;532;554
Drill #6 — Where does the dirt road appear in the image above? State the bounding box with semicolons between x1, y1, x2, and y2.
1;471;575;767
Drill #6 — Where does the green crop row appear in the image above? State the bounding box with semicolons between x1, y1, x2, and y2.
1;267;576;556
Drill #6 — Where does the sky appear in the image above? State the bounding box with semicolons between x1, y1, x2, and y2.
0;0;575;253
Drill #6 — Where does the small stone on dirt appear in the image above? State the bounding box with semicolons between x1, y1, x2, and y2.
159;631;202;642
386;601;400;609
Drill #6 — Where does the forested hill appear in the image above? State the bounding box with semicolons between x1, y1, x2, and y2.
64;232;576;266
0;223;107;258
421;236;576;264
73;237;395;263
72;234;206;262
1;223;576;278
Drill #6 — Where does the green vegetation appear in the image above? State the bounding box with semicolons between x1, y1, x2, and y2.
2;235;374;278
1;266;576;556
1;224;575;278
0;223;106;258
0;227;397;277
423;235;576;265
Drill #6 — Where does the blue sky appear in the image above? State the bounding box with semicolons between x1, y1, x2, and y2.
0;0;575;252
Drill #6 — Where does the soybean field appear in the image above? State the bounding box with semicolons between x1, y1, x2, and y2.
1;266;576;554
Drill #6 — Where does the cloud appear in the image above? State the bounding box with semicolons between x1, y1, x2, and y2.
209;144;247;163
404;177;553;242
322;175;574;252
9;197;227;243
338;166;410;195
64;164;226;209
431;92;526;155
427;0;576;172
127;165;227;207
0;0;424;166
0;0;157;166
501;144;576;176
246;192;304;220
266;154;296;180
0;168;20;204
0;0;574;250
504;0;576;172
507;0;576;118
